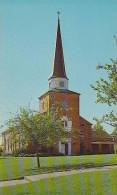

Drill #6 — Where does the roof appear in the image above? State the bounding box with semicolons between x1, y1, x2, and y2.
39;89;80;99
92;129;112;138
49;16;68;80
79;116;92;125
92;129;114;142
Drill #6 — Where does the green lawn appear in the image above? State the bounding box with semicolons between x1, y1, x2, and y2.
0;154;117;181
0;168;117;195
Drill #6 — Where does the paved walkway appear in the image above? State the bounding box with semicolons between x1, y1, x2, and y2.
0;179;29;187
0;165;117;187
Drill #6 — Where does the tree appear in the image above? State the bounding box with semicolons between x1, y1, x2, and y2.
91;42;117;128
0;147;3;156
7;107;77;169
111;127;117;143
93;118;104;131
92;118;109;137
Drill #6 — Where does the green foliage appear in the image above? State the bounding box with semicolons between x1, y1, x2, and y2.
102;111;117;128
7;107;75;152
93;118;104;131
91;60;117;105
6;106;78;168
111;127;117;143
0;147;3;156
2;169;117;195
0;154;117;181
91;39;117;128
93;118;109;137
7;107;70;168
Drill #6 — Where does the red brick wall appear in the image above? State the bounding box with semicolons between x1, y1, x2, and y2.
80;125;92;153
49;91;80;128
79;116;93;154
39;91;81;155
49;91;80;155
92;143;114;154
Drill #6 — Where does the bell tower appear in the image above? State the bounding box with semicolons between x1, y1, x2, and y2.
49;13;68;90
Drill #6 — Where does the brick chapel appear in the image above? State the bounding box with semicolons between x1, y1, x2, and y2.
38;15;114;155
2;15;114;155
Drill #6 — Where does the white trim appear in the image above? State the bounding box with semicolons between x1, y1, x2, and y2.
62;116;72;131
59;140;71;155
68;140;71;155
49;78;68;90
59;141;61;153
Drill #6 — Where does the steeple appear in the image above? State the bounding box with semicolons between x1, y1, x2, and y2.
49;13;68;90
50;13;67;79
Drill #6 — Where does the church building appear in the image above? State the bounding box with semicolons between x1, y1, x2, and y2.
38;15;114;155
2;15;114;155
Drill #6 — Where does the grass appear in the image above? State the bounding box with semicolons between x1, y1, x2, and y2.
0;168;117;195
0;154;117;181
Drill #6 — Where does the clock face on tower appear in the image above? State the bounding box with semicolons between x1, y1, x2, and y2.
61;100;68;109
59;81;64;87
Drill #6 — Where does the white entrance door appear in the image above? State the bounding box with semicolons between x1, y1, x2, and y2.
68;141;71;155
59;141;71;155
61;143;65;154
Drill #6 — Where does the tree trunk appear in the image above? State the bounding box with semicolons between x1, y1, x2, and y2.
36;153;40;169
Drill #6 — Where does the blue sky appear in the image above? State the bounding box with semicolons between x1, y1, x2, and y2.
0;0;117;132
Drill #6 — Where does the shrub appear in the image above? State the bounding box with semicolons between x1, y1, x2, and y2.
0;147;3;156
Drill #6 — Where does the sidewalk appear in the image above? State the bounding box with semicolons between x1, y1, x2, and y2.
0;165;117;187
